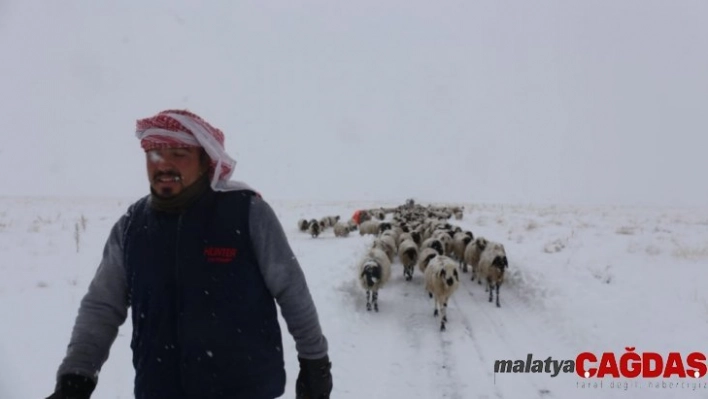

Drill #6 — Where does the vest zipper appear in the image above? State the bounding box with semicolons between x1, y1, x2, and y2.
175;213;185;393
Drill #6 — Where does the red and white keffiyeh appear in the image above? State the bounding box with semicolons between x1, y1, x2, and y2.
135;109;255;193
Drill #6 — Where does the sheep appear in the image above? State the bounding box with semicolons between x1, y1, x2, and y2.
396;230;420;248
358;210;373;224
451;231;474;271
373;234;397;263
320;215;340;228
410;230;422;246
420;237;445;256
297;219;309;232
478;242;508;307
358;247;392;312
307;218;321;238
397;232;413;248
433;230;454;257
333;220;354;237
417;247;439;274
464;237;488;282
358;220;380;236
424;255;460;331
398;239;419;281
389;225;404;241
377;221;393;235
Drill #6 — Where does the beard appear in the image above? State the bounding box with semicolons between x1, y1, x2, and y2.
151;171;183;199
153;186;177;198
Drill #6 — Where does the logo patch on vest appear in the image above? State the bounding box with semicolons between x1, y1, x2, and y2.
204;246;238;263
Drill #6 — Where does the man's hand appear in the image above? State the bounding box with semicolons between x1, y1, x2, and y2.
296;355;332;399
45;373;96;399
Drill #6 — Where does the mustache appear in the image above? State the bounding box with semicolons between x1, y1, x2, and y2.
153;171;182;182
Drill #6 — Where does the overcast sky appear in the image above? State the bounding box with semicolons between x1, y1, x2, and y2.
1;1;706;206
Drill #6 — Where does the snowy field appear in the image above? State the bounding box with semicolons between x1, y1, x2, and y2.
1;196;708;399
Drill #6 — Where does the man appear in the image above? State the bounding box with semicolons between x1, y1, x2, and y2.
47;110;332;399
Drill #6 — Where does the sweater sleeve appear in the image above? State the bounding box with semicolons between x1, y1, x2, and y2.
55;214;130;386
248;196;329;359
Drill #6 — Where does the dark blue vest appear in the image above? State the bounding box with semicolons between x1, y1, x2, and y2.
123;189;285;399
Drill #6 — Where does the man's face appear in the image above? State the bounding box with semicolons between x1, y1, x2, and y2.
146;147;206;198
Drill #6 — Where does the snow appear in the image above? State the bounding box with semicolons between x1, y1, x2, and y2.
2;1;708;397
2;197;707;398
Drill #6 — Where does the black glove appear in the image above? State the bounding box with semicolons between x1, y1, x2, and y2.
296;355;333;399
45;373;96;399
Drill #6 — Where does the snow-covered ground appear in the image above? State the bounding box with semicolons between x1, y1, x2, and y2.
2;196;708;398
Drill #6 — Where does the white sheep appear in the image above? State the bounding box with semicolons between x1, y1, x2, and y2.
358;220;380;236
424;255;460;331
478;242;508;307
398;239;419;281
358;247;392;312
320;215;340;228
464;237;488;282
397;232;413;248
373;234;397;263
333;220;356;237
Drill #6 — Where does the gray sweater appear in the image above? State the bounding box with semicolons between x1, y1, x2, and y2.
56;195;328;384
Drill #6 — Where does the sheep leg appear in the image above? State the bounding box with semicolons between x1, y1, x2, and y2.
488;279;494;303
373;290;379;312
495;283;501;308
473;265;482;284
442;300;448;323
440;300;447;331
460;260;468;273
433;298;439;317
366;290;372;311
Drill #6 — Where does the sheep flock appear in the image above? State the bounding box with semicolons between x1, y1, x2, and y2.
297;198;509;332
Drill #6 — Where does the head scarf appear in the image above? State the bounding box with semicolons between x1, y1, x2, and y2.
135;109;236;190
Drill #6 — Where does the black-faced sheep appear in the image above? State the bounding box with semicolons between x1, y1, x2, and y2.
398;239;419;281
297;219;309;232
417;247;439;274
420;237;445;256
308;218;321;238
478;242;508;307
377;221;393;235
320;215;340;228
464;237;488;282
358;247;392;312
410;230;422;246
452;231;474;271
424;255;460;331
433;230;454;257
